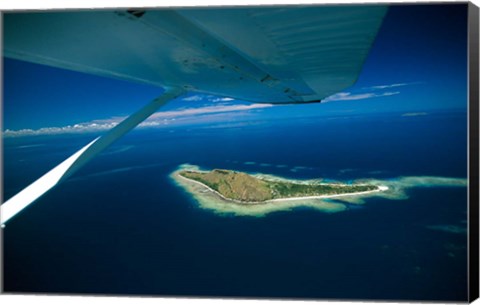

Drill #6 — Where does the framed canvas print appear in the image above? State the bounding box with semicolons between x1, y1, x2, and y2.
1;1;479;303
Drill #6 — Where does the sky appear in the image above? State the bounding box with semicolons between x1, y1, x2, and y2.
2;4;468;136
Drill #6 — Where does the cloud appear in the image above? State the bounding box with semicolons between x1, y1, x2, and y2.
148;103;271;119
182;95;204;102
367;83;410;90
323;91;400;102
321;81;417;103
3;103;272;138
182;95;235;103
3;122;117;137
211;97;234;102
364;82;423;90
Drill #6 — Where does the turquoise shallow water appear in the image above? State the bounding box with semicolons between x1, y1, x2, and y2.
3;111;468;300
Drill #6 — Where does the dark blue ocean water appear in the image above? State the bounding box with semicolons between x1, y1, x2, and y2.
3;111;468;301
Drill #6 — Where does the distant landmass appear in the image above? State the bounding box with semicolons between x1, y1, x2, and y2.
179;168;383;203
171;164;468;217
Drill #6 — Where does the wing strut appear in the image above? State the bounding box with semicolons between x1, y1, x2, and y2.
1;87;185;226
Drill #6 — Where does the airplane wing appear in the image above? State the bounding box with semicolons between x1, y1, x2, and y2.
4;6;388;104
2;5;388;224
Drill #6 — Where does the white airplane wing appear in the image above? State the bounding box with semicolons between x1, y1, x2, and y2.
4;6;388;103
2;5;388;224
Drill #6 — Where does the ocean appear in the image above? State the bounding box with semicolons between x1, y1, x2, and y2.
2;110;468;301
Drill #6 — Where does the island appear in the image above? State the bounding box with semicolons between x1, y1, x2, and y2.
170;164;467;217
179;168;382;203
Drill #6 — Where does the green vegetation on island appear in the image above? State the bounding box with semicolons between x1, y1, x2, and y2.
179;169;378;203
